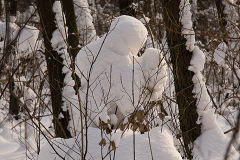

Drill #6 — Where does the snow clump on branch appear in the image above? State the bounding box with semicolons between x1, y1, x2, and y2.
179;0;195;51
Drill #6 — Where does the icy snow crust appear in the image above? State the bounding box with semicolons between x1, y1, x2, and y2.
75;15;167;126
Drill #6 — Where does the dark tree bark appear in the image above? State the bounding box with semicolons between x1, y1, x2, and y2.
0;0;2;16
61;0;80;61
119;0;136;16
9;0;17;15
9;76;20;120
4;0;20;119
61;0;81;94
17;0;32;12
161;0;201;159
37;0;71;138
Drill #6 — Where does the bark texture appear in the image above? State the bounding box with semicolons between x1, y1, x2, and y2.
5;0;20;119
9;76;19;119
161;0;201;159
37;0;71;138
0;0;2;16
62;0;80;61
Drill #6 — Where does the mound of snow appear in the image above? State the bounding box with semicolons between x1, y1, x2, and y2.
38;126;182;160
193;110;239;160
0;21;39;55
75;15;167;126
17;25;39;54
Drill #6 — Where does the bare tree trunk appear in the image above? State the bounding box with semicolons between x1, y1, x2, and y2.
4;0;20;119
161;0;201;159
61;0;80;61
8;0;17;15
37;0;71;138
9;76;19;119
0;0;2;17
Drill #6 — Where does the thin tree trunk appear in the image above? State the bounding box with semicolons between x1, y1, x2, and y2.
161;0;201;159
37;0;71;138
0;0;2;16
61;0;80;61
9;0;17;15
4;0;20;119
9;76;19;119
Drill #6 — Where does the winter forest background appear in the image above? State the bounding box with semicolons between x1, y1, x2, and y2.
0;0;239;159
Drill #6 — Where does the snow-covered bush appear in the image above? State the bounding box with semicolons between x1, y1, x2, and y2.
75;15;167;129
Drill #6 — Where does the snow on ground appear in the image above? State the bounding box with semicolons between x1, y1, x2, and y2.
38;126;182;160
0;110;53;160
193;110;239;160
0;114;238;160
0;20;40;57
214;42;227;66
17;25;39;53
0;122;26;160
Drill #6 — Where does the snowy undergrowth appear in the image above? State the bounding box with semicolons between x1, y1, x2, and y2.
0;98;53;160
0;114;53;160
38;15;177;160
0;14;52;160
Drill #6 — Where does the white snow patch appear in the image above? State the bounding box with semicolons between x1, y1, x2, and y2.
38;126;182;160
179;0;195;51
0;21;19;42
214;42;227;66
17;25;39;54
111;130;122;147
109;114;118;126
188;46;205;72
51;1;67;53
74;0;97;46
193;110;239;160
0;21;40;58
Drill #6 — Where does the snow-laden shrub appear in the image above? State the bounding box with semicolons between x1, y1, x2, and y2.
75;15;167;128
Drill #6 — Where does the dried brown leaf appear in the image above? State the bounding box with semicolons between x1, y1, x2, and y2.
99;138;106;147
110;141;116;150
